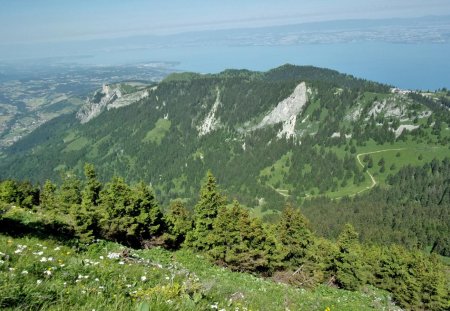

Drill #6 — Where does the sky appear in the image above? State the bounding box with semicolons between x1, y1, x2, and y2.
1;0;450;44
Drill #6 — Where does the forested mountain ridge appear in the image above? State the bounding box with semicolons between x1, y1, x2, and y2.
1;64;448;209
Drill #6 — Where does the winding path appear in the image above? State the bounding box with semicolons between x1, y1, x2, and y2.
355;148;406;195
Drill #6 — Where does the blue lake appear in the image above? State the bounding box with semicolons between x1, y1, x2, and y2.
81;42;450;90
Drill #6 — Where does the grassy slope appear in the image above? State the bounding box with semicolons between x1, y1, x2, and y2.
0;221;399;311
0;234;399;311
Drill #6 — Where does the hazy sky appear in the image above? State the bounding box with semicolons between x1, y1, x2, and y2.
1;0;450;44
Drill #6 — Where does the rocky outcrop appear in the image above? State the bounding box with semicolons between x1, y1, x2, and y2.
255;82;308;138
198;88;221;136
76;83;149;124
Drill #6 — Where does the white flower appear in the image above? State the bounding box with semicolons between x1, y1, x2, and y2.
47;257;54;262
0;260;4;265
126;284;132;288
95;278;100;282
210;302;218;309
118;261;125;265
9;267;15;271
14;244;27;254
21;270;29;275
54;246;61;251
99;256;104;260
141;276;147;281
107;252;120;259
40;257;47;262
37;279;42;284
33;251;44;256
81;290;86;294
44;270;52;276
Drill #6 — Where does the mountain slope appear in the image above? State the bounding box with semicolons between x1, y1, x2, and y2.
0;64;448;210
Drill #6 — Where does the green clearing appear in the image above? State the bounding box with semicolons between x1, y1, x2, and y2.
322;139;449;199
63;137;90;152
142;118;171;145
63;131;78;144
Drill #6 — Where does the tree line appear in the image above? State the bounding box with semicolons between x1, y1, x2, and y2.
0;166;448;310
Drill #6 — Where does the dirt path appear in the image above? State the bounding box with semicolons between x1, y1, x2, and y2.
355;148;406;194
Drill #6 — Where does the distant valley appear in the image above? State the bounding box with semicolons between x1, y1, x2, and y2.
0;62;175;149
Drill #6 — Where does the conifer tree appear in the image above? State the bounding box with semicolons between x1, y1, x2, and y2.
331;223;366;290
187;171;225;251
163;200;192;248
100;178;163;246
72;164;103;242
100;176;132;242
0;180;18;204
130;181;164;240
81;163;102;207
276;204;313;268
58;171;82;212
41;180;57;211
208;200;275;272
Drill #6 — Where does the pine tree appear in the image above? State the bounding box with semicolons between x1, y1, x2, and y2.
187;171;225;251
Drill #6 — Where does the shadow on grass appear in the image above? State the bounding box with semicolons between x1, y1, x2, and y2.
0;217;76;242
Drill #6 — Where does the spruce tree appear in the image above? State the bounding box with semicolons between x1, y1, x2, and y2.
73;163;103;242
208;200;274;272
331;223;366;290
41;180;57;211
58;171;82;212
276;204;313;268
100;178;163;246
187;171;225;251
100;176;132;242
163;200;192;249
0;180;18;204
